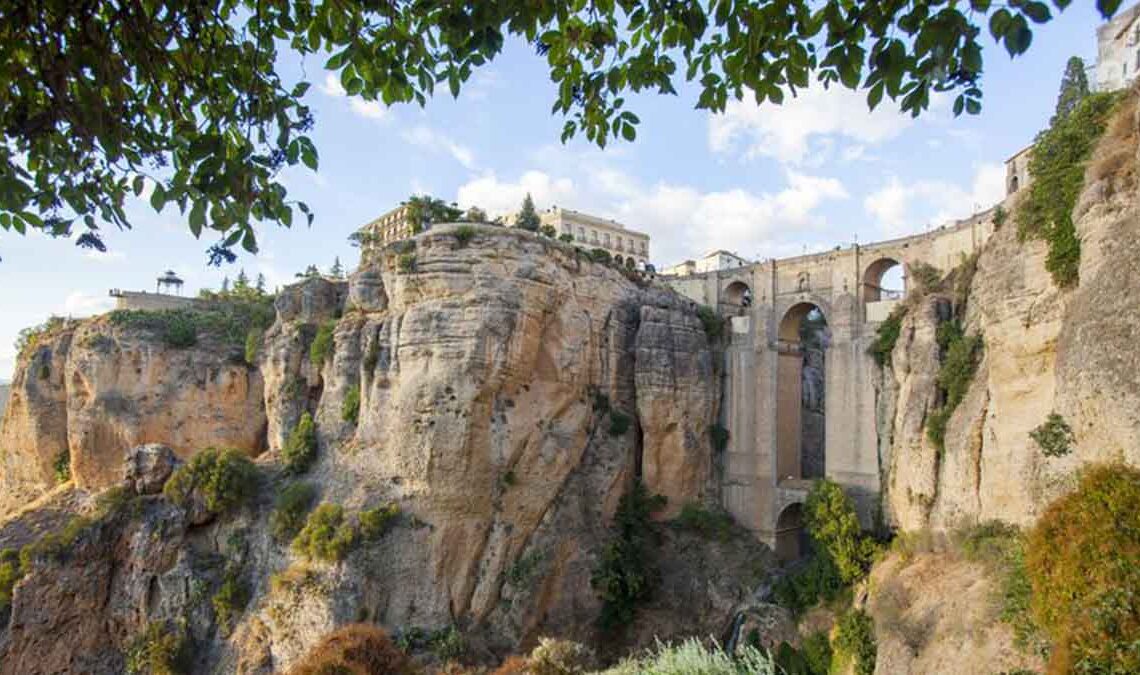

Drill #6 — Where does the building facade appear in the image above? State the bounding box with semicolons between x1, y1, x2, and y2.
662;250;751;276
1005;144;1033;196
355;204;415;250
529;207;651;268
1093;2;1140;92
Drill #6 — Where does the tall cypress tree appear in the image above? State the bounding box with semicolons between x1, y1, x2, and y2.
516;193;541;232
1053;56;1090;124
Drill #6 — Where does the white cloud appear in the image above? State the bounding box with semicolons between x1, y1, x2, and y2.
402;125;476;169
321;73;389;122
709;86;913;165
82;250;126;264
60;291;114;318
457;171;577;215
864;162;1005;237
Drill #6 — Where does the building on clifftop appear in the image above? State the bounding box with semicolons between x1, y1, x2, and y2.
1092;2;1140;92
509;206;651;269
661;250;752;277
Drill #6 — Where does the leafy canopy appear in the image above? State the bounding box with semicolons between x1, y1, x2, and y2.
0;0;1124;261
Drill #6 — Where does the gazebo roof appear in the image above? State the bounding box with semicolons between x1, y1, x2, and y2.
157;270;184;285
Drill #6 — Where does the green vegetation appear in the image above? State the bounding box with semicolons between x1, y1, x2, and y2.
674;502;736;542
506;550;545;587
53;449;71;484
805;479;876;584
1054;56;1091;123
868;306;907;367
773;634;832;675
926;321;983;453
1017;91;1122;287
540;224;557;238
463;207;488;223
591;481;667;631
908;262;943;292
0;549;22;614
696;305;723;340
772;552;845;615
363;339;381;373
309;320;336;368
558;233;574;243
429;626;465;661
212;565;250;635
15;316;68;359
289;624;413;675
1029;413;1075;457
526;638;596;674
710;424;730;452
397;253;417;273
244;329;261;365
589;248;612;264
599;638;775;675
111;292;275;352
608;410;631;436
283;412;318;474
163;448;258;516
358;503;400;541
271;481;317;542
341;385;360;424
834;610;877;675
454;224;476;247
292;504;357;562
401;195;463;233
1026;464;1140;674
125;621;188;675
592;391;611;413
992;204;1008;229
516;194;541;232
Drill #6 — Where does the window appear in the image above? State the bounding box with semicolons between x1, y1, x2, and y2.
578;226;585;240
591;230;598;243
604;233;611;246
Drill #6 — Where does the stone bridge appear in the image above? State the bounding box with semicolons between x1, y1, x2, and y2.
663;207;1001;558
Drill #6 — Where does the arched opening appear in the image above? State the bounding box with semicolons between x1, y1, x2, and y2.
614;255;624;266
1009;175;1019;193
723;280;752;313
862;257;905;302
776;303;828;482
774;503;810;561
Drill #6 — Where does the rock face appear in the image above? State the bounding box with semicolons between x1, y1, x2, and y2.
0;226;734;672
0;319;266;513
880;104;1140;532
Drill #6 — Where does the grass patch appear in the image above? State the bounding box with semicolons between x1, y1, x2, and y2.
359;503;400;541
283;412;317;474
125;620;189;675
597;637;775;674
110;293;274;351
309;320;336;368
211;565;249;636
288;624;413;675
341;385;360;424
397;253;416;273
1017;91;1122;288
454;225;476;246
1029;412;1075;457
271;481;317;542
163;448;258;517
53;449;70;484
292;504;357;563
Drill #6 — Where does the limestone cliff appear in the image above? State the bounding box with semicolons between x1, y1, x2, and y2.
0;226;748;672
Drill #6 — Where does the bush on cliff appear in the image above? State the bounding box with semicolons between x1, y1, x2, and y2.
0;549;22;614
287;624;414;675
868;306;907;367
805;479;876;584
309;320;336;368
926;321;983;453
834;609;877;675
598;638;776;674
283;412;318;474
591;481;667;631
292;503;357;562
163;448;258;516
341;385;360;424
1026;463;1140;674
1029;412;1075;457
271;482;317;542
358;503;400;541
125;620;189;675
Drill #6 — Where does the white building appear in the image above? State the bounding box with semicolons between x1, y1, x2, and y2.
511;206;651;268
661;250;751;276
1093;3;1140;92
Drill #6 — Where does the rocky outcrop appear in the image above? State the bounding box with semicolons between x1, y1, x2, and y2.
0;226;734;672
0;319;266;513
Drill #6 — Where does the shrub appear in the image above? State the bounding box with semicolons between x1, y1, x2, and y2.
506;550;544;587
429;626;465;661
772;551;845;614
244;328;261;365
341;385;360;424
589;248;612;264
926;323;983;453
528;637;596;675
212;565;249;635
674;502;736;542
709;424;729;452
271;482;317;542
15;315;68;359
834;609;877;675
358;502;400;541
696;305;723;339
908;262;943;292
363;339;381;373
309;320;336;368
801;631;833;675
110;293;275;352
163;448;258;516
397;253;416;272
558;233;574;243
805;479;876;584
292;503;357;562
1029;412;1075;457
540;224;557;238
1017;91;1122;288
868;306;907;367
454;224;476;246
0;548;22;614
283;412;317;474
992;204;1007;228
592;391;611;413
608;410;631;436
53;449;71;484
1026;463;1140;674
597;638;776;674
590;481;667;630
125;621;189;675
287;624;414;675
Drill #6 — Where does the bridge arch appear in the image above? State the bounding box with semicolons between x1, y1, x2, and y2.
774;502;809;560
776;302;828;483
723;280;752;312
862;257;905;302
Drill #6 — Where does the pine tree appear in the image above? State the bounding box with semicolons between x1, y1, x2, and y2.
234;268;250;291
516;193;541;232
255;273;266;294
221;276;230;293
1053;56;1090;124
330;256;345;278
295;265;320;279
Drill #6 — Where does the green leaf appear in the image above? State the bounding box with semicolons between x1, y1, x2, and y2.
132;176;145;197
620;122;636;141
189;200;206;238
150;185;166;212
1022;2;1051;24
868;82;884;110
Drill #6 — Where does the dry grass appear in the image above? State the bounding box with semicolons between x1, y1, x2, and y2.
288;624;415;675
1089;85;1139;190
490;656;531;674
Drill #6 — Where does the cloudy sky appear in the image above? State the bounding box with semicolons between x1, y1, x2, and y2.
0;4;1113;379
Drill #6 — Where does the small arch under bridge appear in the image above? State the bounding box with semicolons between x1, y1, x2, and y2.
662;208;998;551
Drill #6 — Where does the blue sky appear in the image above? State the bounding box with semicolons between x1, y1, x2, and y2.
0;3;1113;380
